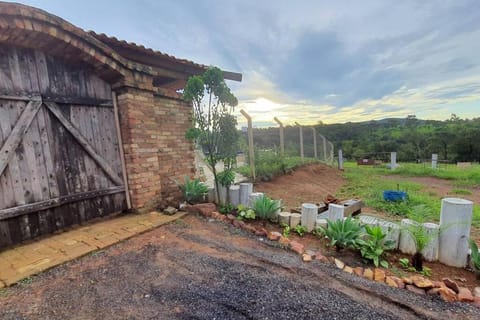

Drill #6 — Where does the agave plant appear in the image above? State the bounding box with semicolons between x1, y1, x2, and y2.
317;217;363;251
177;176;209;204
252;195;281;220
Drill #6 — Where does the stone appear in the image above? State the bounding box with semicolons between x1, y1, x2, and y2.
390;276;405;289
442;278;460;293
192;203;217;217
315;253;329;263
334;258;345;270
363;268;374;280
385;276;398;288
473;286;480;298
457;287;474;302
267;231;282;241
210;211;223;220
243;224;257;234
406;284;426;295
305;250;316;258
412;276;434;289
473;297;480;307
432;281;445;289
163;206;177;215
402;277;413;285
226;214;236;222
439;287;457;302
255;228;268;237
353;267;364;277
302;254;312;262
343;266;353;274
374;268;386;282
279;236;290;246
290;241;305;255
427;288;441;296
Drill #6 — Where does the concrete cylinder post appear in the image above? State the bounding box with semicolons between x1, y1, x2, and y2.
422;222;439;262
217;185;227;205
390;152;397;170
240;109;255;181
229;185;240;206
274;117;284;156
248;192;264;207
379;221;401;250
399;219;419;255
239;182;253;206
432;153;438;169
290;213;301;228
207;187;215;203
439;198;473;267
301;203;318;232
338;149;343;170
279;212;291;226
328;204;344;221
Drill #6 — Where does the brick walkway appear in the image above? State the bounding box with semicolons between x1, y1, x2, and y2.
0;211;187;287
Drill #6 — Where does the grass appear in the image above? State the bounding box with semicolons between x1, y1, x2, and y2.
338;162;480;227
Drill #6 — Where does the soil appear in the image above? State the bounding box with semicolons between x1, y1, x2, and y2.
0;214;478;319
255;163;345;208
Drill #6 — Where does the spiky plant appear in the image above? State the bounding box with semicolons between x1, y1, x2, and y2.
317;217;363;252
252;195;280;220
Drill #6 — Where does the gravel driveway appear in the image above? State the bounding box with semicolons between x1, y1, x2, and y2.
0;214;477;319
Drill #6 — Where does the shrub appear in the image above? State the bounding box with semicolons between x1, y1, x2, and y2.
252;195;281;220
237;204;256;220
357;225;395;268
469;239;480;273
177;176;209;204
317;217;363;251
294;225;308;237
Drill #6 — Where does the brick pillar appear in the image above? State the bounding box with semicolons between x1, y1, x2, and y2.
116;87;162;210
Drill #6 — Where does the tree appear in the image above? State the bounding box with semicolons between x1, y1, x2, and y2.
183;67;238;204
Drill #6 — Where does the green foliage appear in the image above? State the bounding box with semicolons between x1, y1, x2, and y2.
237;204;256;220
317;217;363;251
252;195;281;220
357;225;395;268
420;266;432;277
294;225;308;237
183;67;238;203
398;258;410;269
219;203;235;215
469;239;480;271
403;205;439;254
450;188;473;195
177;176;208;204
282;224;291;238
217;169;235;188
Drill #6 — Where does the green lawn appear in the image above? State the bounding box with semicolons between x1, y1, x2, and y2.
337;162;480;227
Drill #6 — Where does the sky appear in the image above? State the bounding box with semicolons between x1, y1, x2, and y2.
14;0;480;127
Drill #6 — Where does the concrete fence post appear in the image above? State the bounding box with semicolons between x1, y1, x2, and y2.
390;152;397;170
274;117;284;156
311;127;318;159
439;198;473;267
240;109;255;181
432;153;438;169
338;149;343;170
295;122;304;162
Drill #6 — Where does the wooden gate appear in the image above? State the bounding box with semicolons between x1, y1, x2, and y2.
0;45;127;248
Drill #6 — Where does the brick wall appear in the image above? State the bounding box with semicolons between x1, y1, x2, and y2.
117;87;194;211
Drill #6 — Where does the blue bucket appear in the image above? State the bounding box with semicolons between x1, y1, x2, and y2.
383;190;407;202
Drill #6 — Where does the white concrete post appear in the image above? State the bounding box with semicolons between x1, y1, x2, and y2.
328;141;334;163
390;152;397;170
295;122;304;162
379;221;401;250
338;149;343;170
240;109;255;181
229;185;240;206
290;213;301;228
432;153;438;169
422;222;439;262
301;203;318;232
439;198;473;267
319;134;327;162
217;185;227;204
248;192;264;207
312;127;318;159
274;117;284;156
399;219;418;255
207;187;215;203
328;204;344;221
239;183;253;206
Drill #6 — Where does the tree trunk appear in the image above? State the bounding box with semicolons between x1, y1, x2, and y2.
411;252;423;271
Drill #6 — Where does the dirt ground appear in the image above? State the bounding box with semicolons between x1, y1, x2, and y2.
0;214;478;320
255;163;345;208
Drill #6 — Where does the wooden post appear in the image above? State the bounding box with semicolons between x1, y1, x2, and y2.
274;117;284;156
112;92;132;209
311;127;317;159
240;109;255;182
295;122;304;162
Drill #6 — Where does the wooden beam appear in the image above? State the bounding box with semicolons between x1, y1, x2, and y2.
42;95;113;107
44;102;124;186
0;186;125;220
0;100;42;177
0;94;41;102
